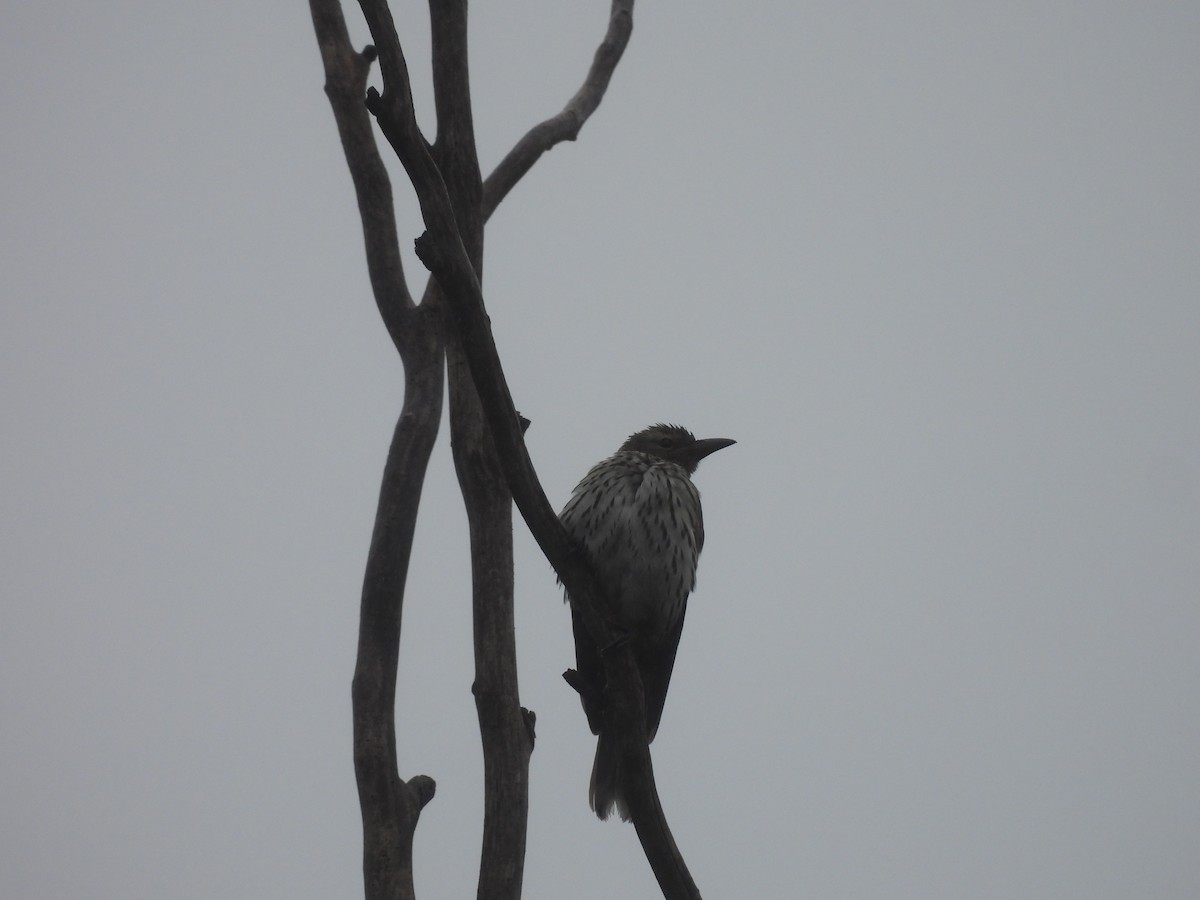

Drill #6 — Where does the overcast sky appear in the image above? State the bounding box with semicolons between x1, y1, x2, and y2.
3;3;1198;898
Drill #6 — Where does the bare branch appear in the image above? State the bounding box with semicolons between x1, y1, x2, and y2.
426;7;534;898
310;0;413;348
310;4;445;899
361;10;701;894
352;382;444;900
430;0;482;243
483;0;634;221
357;0;419;123
318;1;694;894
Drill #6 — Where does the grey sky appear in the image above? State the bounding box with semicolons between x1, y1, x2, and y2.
3;3;1198;898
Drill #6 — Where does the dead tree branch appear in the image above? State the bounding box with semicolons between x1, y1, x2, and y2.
425;3;533;899
310;3;442;899
483;0;634;221
313;0;697;895
358;4;702;897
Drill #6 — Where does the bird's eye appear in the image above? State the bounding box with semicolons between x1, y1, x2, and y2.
657;438;675;449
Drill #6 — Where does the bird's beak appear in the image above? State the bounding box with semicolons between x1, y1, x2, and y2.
690;437;736;461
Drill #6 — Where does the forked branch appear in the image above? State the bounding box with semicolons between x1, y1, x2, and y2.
360;8;702;900
315;0;698;895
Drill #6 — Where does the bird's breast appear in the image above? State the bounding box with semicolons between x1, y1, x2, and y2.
560;454;702;635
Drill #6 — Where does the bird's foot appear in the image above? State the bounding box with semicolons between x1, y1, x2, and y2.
563;668;606;734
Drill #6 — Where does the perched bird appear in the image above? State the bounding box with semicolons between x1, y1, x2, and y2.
559;423;735;820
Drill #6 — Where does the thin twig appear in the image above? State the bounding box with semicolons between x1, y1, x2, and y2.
483;0;634;221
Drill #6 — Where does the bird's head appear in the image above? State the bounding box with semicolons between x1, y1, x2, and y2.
620;423;736;474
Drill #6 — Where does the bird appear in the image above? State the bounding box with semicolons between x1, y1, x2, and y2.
559;423;735;820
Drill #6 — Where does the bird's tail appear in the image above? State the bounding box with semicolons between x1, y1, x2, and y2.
589;732;631;821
